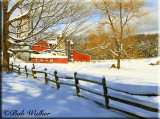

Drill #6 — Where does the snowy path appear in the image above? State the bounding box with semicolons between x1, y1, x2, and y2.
2;73;125;118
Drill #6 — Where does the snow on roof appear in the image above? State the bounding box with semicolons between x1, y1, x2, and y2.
47;40;57;44
51;51;57;54
31;53;67;58
56;33;63;37
70;40;74;44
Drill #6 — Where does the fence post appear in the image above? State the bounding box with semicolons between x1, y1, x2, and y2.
32;63;35;69
74;72;80;96
25;65;28;77
11;63;13;71
32;63;36;79
102;77;109;109
32;68;36;79
18;65;21;75
44;68;48;84
45;72;48;84
54;70;60;90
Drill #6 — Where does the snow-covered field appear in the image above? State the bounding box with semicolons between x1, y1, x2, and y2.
2;57;160;118
2;73;125;118
11;57;159;95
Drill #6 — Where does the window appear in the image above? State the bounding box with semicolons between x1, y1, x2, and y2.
45;59;49;62
40;59;43;61
49;44;53;48
50;59;53;62
37;59;40;62
25;56;28;60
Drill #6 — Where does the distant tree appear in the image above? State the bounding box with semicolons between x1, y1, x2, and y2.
73;32;158;60
85;32;114;60
136;34;158;58
84;31;141;60
121;36;143;58
93;0;147;69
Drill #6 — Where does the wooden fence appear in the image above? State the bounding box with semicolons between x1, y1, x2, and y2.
9;63;159;118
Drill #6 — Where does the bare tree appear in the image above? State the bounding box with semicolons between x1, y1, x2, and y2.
2;0;91;72
93;0;147;69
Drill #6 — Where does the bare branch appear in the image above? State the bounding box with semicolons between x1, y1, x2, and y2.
8;0;24;16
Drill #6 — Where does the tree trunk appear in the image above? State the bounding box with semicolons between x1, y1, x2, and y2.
117;3;122;70
3;31;10;71
117;52;120;69
2;0;10;72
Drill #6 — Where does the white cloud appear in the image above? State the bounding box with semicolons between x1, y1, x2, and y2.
136;10;158;34
135;0;159;34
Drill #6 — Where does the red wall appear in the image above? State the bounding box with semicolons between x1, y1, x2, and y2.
31;58;68;63
71;50;90;62
32;40;49;51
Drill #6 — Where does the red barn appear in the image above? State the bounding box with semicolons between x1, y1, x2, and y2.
71;50;90;62
31;39;90;63
32;40;50;51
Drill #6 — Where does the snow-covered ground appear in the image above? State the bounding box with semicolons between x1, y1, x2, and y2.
2;73;125;118
10;57;159;95
3;57;159;118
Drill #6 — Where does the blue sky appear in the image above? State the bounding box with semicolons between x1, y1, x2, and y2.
8;0;159;35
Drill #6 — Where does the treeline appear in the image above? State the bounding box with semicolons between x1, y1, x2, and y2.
72;33;158;60
131;34;158;58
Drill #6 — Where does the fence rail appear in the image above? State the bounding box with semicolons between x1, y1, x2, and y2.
9;63;159;118
77;77;103;85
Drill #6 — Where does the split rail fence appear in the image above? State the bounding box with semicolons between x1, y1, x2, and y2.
9;63;159;118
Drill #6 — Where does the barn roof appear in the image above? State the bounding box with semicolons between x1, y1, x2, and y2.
48;40;57;44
